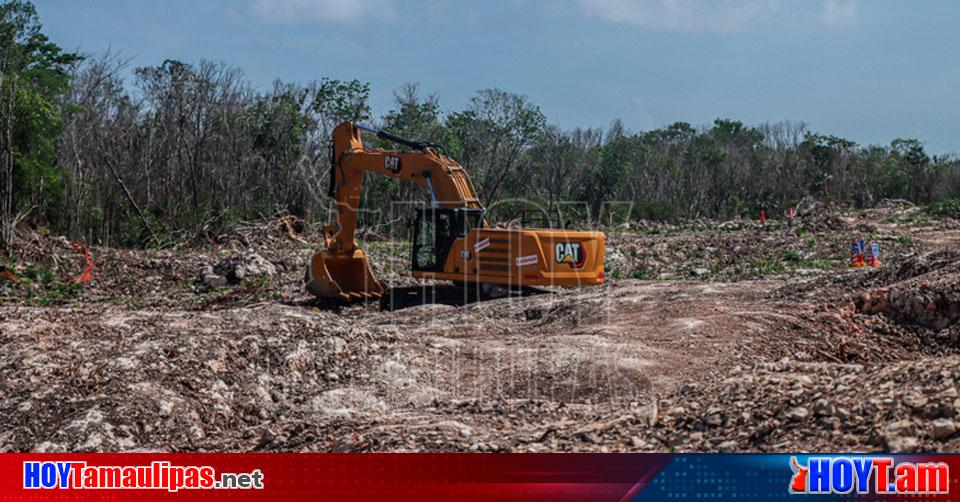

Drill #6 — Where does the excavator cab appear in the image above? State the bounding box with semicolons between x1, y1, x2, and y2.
411;208;484;272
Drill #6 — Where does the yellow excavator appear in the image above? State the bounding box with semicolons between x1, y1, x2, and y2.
305;122;605;301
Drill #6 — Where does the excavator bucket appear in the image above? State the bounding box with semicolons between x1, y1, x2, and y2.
305;248;384;301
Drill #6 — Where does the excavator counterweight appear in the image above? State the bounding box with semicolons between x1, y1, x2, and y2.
306;122;605;301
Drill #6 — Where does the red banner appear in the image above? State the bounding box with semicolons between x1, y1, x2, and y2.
2;453;671;501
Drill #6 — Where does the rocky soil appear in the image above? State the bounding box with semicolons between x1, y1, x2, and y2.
1;202;959;452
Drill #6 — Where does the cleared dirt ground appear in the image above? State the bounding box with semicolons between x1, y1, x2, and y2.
2;200;959;452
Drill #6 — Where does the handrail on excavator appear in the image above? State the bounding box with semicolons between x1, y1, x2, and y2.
356;124;439;152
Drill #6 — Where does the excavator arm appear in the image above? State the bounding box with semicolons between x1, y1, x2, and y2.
324;123;482;255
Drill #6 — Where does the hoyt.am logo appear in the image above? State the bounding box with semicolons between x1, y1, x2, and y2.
789;456;949;495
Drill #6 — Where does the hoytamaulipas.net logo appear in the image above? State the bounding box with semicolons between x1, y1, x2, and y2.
789;456;948;495
24;461;264;492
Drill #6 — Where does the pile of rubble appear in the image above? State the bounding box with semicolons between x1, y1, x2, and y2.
854;253;960;334
196;251;278;289
645;357;960;452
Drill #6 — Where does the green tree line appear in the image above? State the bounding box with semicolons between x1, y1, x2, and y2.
2;1;959;248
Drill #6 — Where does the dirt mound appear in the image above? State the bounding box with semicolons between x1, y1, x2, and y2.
855;258;960;333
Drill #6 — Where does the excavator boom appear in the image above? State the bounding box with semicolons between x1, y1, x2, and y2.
306;122;604;301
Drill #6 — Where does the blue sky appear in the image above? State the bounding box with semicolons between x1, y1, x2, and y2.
34;0;960;153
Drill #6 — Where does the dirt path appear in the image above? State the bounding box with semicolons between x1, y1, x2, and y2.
0;278;822;452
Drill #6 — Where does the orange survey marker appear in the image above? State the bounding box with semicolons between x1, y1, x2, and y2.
70;241;95;284
865;242;881;267
849;240;865;268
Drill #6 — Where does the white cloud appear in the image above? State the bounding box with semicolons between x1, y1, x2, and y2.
577;0;782;33
632;98;657;130
818;0;857;27
251;0;395;24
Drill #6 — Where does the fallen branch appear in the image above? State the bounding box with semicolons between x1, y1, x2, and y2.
279;216;309;244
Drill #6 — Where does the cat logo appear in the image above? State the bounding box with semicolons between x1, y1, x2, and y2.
555;242;587;269
384;156;401;173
